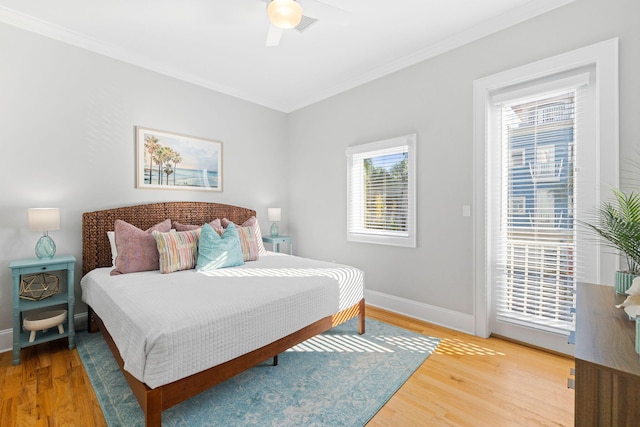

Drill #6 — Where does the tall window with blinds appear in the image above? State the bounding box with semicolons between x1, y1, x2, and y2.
346;134;416;248
498;90;578;335
476;40;617;353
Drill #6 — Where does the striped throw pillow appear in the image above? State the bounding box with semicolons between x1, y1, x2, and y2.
152;229;200;274
221;216;266;256
237;225;259;261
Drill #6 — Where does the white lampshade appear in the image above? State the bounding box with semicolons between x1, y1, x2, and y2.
28;208;60;232
267;0;302;29
268;208;282;222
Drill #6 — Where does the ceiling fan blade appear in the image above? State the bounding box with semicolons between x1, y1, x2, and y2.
266;24;284;47
302;0;351;24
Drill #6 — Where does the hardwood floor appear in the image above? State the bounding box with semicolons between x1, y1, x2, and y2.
0;306;574;426
365;306;574;426
0;339;106;427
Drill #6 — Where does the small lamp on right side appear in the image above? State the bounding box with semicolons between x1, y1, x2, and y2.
268;208;281;237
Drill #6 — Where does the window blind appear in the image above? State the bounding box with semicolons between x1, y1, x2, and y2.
496;86;584;335
347;134;416;247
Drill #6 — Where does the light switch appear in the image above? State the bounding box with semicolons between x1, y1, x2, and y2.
462;205;471;217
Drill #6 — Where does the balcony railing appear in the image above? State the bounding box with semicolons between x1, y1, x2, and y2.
499;239;575;329
528;159;563;182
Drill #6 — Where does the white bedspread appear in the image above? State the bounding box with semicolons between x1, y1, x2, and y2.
80;253;364;388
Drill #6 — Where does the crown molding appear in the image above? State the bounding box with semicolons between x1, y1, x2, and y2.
0;1;576;114
0;6;286;112
289;0;577;112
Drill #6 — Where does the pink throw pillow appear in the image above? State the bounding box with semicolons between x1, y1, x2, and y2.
111;219;171;275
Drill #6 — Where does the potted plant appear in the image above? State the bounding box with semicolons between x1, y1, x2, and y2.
582;189;640;294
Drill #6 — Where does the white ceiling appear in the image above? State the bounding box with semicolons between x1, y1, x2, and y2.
0;0;572;112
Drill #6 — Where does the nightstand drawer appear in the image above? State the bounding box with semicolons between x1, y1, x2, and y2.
262;235;293;255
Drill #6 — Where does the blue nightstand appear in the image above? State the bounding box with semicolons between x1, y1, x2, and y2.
10;255;76;365
262;236;293;255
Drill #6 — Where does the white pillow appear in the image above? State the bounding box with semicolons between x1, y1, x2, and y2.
107;231;117;266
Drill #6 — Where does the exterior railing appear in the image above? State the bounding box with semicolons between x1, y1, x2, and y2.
499;238;575;330
528;159;564;182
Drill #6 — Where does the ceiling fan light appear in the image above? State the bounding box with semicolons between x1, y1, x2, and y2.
268;0;303;29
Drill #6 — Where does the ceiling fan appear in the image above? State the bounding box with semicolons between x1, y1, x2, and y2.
263;0;350;47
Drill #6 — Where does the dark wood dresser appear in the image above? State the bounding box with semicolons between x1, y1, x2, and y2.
575;283;640;426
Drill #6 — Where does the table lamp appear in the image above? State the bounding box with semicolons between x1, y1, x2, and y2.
28;208;60;259
268;208;281;237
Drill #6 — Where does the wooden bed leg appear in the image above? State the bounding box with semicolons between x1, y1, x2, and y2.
359;299;366;335
87;306;99;333
273;355;278;366
145;388;163;427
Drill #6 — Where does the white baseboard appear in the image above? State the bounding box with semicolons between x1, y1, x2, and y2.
0;312;88;355
0;328;10;354
365;289;475;335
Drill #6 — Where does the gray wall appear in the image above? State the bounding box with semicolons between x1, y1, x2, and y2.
287;0;640;328
0;23;289;342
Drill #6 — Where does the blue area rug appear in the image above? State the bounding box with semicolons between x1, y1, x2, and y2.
77;318;439;426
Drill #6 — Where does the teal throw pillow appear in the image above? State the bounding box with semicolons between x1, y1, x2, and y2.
196;222;245;271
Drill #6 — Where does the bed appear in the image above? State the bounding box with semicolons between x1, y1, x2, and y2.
80;201;365;427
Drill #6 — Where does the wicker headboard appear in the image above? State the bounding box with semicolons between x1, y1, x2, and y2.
82;201;257;275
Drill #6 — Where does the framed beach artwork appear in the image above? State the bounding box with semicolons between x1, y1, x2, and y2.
136;127;223;192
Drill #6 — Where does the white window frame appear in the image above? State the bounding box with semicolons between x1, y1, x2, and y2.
511;149;525;167
536;144;555;165
535;188;555;226
473;39;619;346
346;134;417;248
511;196;526;215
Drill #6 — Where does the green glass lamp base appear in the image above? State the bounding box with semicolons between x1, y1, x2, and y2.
270;222;279;237
35;235;56;259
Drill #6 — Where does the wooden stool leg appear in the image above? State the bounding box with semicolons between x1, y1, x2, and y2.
29;331;36;343
58;323;64;334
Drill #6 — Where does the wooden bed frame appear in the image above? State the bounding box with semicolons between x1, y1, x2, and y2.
81;201;365;427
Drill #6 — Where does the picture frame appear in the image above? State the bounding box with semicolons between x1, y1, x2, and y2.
136;127;223;192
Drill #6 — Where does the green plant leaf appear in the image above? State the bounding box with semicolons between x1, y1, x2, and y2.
580;189;640;272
